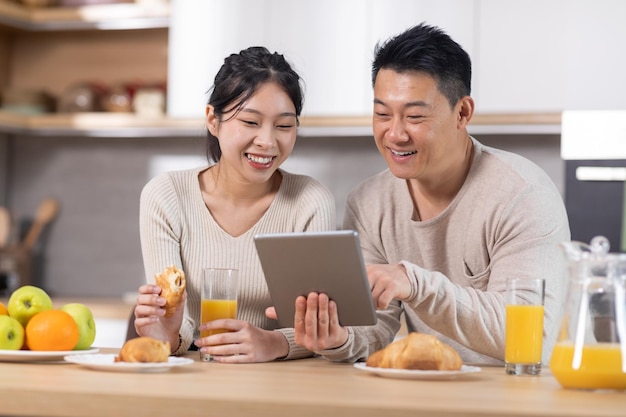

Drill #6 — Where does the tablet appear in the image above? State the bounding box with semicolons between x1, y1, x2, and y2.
254;230;377;328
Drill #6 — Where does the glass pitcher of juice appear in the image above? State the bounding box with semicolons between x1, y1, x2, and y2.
549;236;626;390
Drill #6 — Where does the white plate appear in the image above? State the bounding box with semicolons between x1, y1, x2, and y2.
64;353;194;373
354;362;482;380
0;348;100;362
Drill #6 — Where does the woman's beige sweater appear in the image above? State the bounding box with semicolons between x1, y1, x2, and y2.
139;167;336;358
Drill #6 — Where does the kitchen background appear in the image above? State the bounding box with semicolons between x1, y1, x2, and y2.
0;0;625;303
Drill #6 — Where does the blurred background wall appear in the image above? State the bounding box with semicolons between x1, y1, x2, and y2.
1;0;624;297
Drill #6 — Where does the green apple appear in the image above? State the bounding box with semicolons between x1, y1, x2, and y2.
0;315;25;350
60;303;96;350
7;285;53;328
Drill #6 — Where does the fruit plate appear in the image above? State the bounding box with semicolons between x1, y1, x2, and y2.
64;353;194;373
353;362;482;380
0;348;100;362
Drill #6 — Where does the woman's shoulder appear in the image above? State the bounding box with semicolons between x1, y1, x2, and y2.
143;167;204;191
141;167;206;204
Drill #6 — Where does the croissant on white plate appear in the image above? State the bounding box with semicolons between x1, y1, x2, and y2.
365;332;463;371
115;337;171;363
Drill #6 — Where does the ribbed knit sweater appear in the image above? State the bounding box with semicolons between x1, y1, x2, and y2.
318;138;571;365
139;167;336;359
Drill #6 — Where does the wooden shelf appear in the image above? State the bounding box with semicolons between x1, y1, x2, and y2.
0;1;169;31
0;111;563;138
299;113;562;136
0;111;203;137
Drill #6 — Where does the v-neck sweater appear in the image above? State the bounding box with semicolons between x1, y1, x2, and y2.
139;167;336;358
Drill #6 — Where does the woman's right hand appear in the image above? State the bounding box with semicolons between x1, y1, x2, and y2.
133;284;186;351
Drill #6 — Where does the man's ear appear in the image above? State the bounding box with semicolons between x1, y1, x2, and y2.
457;96;474;129
206;105;219;136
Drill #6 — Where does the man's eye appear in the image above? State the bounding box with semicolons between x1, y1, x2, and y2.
277;124;294;129
374;112;390;118
242;120;258;126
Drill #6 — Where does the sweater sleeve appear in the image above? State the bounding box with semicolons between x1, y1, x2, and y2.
139;173;183;283
139;173;195;355
401;183;570;364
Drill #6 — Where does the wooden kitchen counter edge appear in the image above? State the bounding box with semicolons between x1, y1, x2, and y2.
0;353;622;417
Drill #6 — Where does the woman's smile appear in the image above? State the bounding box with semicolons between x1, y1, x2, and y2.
246;153;276;168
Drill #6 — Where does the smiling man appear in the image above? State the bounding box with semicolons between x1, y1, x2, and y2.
295;23;571;366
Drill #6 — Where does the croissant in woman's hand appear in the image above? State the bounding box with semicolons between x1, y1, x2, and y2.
366;332;463;371
155;265;186;317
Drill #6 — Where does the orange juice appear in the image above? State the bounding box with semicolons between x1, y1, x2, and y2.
549;342;626;390
505;304;544;363
200;299;237;338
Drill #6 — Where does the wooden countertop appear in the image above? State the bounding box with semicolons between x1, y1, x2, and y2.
0;351;623;417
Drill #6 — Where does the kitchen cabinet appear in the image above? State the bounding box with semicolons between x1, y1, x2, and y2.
171;0;626;117
476;0;626;113
168;0;475;119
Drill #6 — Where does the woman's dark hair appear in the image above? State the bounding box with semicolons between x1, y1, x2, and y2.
372;23;472;108
205;46;304;162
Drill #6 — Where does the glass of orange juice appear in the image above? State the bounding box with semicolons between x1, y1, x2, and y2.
505;277;545;375
200;267;238;362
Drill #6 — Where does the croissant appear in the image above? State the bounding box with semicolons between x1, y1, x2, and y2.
366;332;463;371
115;337;171;363
155;265;186;317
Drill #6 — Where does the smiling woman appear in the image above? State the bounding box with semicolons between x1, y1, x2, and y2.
132;46;336;363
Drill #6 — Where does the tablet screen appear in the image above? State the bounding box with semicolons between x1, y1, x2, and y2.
254;230;377;328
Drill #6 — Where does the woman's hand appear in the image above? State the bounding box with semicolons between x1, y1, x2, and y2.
293;292;348;351
195;320;289;363
133;284;186;351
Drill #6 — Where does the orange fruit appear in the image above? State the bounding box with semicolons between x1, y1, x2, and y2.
25;310;79;351
0;302;8;316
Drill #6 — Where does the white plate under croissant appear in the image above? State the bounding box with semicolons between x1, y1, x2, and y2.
64;354;193;373
354;362;482;380
358;332;482;379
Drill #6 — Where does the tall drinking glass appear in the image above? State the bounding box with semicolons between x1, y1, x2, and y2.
505;277;545;375
200;268;238;362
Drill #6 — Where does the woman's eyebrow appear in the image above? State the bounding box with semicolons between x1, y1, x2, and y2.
239;108;297;118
